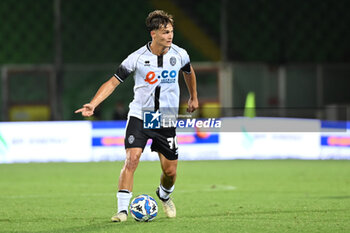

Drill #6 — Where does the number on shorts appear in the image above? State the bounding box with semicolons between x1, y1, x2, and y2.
167;136;178;150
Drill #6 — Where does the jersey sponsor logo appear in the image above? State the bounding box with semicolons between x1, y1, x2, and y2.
145;71;158;84
145;70;177;84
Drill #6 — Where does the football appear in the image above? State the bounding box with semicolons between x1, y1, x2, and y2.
130;194;158;222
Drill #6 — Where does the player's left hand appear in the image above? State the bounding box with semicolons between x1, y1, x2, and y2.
187;97;199;113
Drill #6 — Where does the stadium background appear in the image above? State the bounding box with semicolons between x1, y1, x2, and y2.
1;0;350;121
0;1;350;232
1;0;350;161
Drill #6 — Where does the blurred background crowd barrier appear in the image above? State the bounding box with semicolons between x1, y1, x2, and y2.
1;0;350;121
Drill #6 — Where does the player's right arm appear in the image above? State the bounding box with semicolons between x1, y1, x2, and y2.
75;50;137;117
75;76;120;117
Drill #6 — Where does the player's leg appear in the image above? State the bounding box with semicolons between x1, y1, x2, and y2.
118;147;143;191
156;152;177;218
111;148;142;222
150;127;178;218
158;152;177;197
112;117;148;222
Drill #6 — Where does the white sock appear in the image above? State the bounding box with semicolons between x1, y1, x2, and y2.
159;184;174;200
117;190;132;214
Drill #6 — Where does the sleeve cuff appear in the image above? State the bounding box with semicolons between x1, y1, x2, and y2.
114;74;124;83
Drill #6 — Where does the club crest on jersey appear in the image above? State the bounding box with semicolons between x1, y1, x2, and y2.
170;57;176;66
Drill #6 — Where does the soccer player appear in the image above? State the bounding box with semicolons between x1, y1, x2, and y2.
75;10;198;222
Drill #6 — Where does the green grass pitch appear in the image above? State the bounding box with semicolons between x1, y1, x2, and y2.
0;160;349;233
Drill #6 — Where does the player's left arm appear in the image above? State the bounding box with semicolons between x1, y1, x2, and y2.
183;65;199;113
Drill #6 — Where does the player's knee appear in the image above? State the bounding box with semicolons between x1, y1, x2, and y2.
164;166;177;178
125;152;140;171
125;159;138;171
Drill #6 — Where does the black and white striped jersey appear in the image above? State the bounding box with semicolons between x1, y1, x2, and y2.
114;42;191;120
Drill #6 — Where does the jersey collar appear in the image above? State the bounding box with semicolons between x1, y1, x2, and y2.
146;41;172;56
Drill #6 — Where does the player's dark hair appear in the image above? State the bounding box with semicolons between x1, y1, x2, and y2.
146;10;174;32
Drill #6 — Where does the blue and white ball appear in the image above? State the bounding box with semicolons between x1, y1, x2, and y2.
130;194;158;222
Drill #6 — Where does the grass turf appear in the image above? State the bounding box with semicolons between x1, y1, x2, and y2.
0;160;349;233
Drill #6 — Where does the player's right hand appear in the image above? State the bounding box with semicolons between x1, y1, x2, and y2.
74;103;95;117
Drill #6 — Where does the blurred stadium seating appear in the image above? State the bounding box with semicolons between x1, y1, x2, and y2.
0;0;350;120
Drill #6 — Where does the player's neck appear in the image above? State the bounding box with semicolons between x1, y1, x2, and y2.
150;42;169;56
